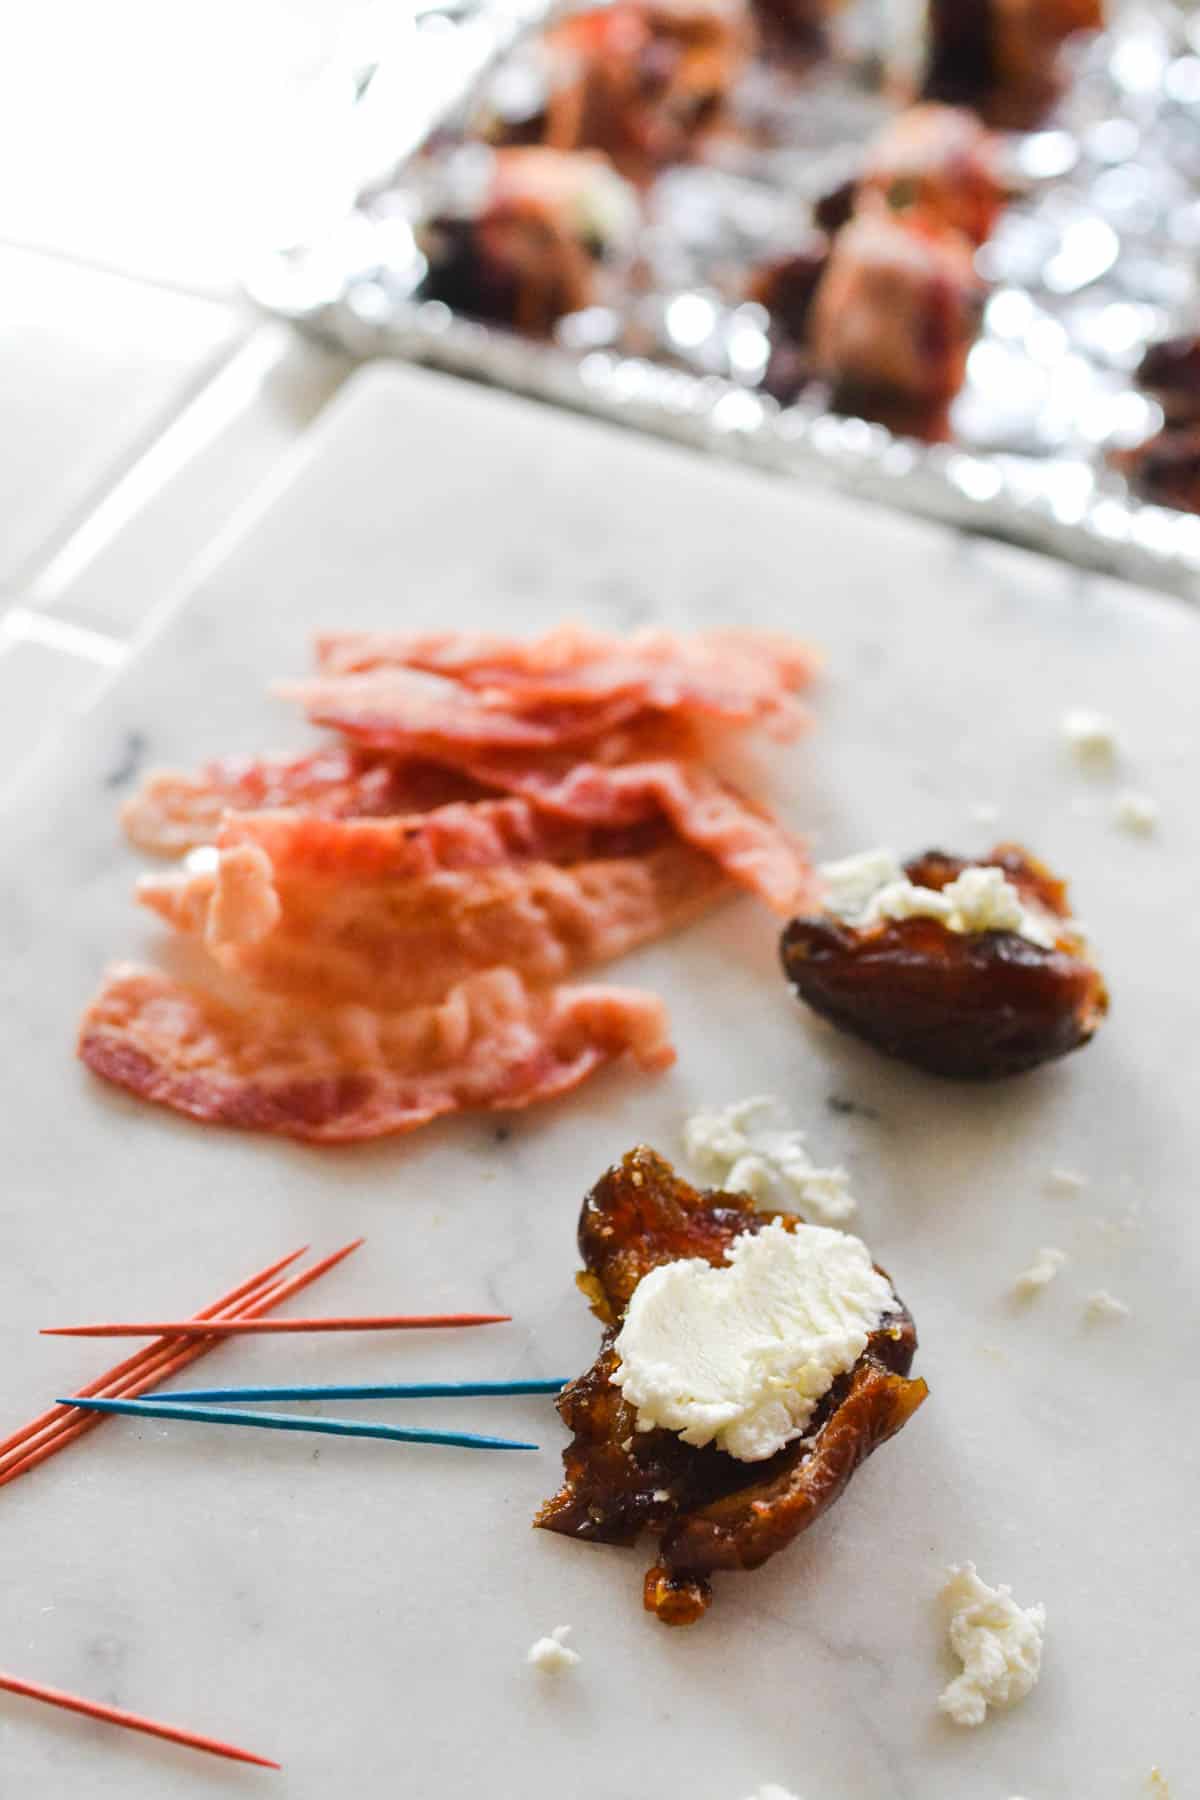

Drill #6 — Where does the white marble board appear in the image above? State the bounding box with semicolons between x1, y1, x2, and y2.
1;364;1197;1800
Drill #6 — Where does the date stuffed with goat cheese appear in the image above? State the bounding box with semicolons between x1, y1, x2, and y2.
535;1147;926;1625
780;844;1108;1079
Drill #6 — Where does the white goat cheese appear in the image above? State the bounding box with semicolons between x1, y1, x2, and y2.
1114;790;1159;835
1013;1247;1067;1297
819;850;1056;948
1061;708;1119;765
820;847;907;919
612;1218;893;1463
526;1625;580;1672
1085;1289;1130;1323
683;1096;856;1226
939;1563;1046;1727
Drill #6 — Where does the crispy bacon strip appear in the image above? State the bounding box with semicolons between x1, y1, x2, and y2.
314;623;815;681
454;748;815;915
122;738;812;914
215;801;651;880
78;965;674;1145
313;625;817;740
120;721;693;860
278;668;647;757
122;749;480;858
137;832;730;1010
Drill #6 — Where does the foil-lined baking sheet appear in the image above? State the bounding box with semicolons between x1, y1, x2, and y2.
247;0;1200;596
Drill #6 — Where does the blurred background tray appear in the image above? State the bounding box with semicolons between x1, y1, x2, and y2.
248;0;1200;596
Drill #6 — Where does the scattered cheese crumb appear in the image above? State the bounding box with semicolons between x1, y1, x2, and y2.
526;1626;580;1672
1013;1247;1067;1297
1085;1289;1130;1323
970;801;999;824
817;847;902;919
740;1788;802;1800
1061;708;1119;766
1046;1167;1087;1197
1114;790;1159;836
939;1563;1046;1727
683;1097;856;1226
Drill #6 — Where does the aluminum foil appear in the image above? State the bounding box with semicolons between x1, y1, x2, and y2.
247;0;1200;596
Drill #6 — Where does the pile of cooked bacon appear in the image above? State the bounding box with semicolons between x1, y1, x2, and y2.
78;625;818;1144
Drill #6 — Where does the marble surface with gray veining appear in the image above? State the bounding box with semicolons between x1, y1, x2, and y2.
0;364;1197;1800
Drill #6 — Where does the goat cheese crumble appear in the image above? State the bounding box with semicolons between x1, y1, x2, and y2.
683;1097;856;1226
1114;790;1159;836
612;1218;894;1462
939;1563;1046;1727
526;1625;580;1672
819;849;1056;949
1061;708;1119;765
1013;1247;1067;1297
1085;1289;1130;1323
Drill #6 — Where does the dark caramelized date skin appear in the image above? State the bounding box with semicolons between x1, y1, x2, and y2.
780;844;1109;1080
923;0;993;113
534;1146;927;1625
814;176;858;235
923;0;1103;129
420;209;599;338
1137;335;1200;424
1113;426;1200;516
747;239;830;346
750;0;837;59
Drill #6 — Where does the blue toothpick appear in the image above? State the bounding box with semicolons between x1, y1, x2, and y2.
156;1378;569;1404
60;1396;536;1452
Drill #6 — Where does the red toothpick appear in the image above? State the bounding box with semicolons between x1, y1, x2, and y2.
0;1668;279;1770
0;1241;365;1489
0;1251;310;1484
0;1245;309;1468
42;1310;510;1340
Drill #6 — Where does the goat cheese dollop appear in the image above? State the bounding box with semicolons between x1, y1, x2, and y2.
820;848;1056;949
939;1563;1046;1727
683;1096;856;1226
526;1625;580;1672
612;1219;894;1462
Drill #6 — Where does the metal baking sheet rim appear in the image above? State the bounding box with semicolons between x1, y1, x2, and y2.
262;289;1200;597
244;0;1200;601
